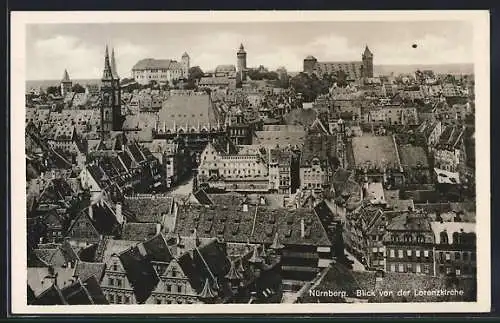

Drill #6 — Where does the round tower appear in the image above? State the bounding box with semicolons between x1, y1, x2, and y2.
237;44;247;81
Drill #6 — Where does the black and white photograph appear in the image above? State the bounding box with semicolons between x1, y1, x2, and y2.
10;10;490;314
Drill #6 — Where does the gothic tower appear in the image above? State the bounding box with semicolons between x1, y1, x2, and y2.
362;45;374;78
237;43;247;82
181;52;190;79
60;69;72;97
100;45;122;138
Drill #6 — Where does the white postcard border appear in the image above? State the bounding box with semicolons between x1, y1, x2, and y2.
10;10;491;314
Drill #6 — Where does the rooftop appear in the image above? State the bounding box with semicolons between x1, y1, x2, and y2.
351;135;401;170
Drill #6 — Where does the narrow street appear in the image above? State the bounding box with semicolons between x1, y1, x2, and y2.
345;250;367;272
169;175;194;196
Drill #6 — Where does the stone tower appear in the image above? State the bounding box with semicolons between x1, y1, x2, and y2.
181;52;190;79
237;43;247;82
60;69;72;97
303;56;318;75
362;45;374;78
100;45;122;138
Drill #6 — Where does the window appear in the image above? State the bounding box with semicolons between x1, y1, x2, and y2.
171;269;177;277
398;250;403;258
390;249;395;258
117;295;122;304
455;252;461;261
407;249;412;257
166;284;172;292
156;299;162;304
116;279;122;287
416;264;422;273
124;296;130;304
108;278;114;286
177;285;183;293
445;253;451;261
456;268;461;276
424;250;429;258
416;250;421;257
463;252;469;261
424;264;430;274
109;294;115;303
398;264;404;272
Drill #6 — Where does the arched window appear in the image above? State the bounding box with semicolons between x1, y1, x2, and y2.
452;232;460;245
440;231;449;244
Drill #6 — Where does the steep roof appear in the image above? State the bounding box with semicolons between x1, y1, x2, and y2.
158;94;219;131
119;246;160;303
122;196;173;223
61;69;71;83
174;205;331;247
73;261;106;282
121;222;159;241
132;58;180;71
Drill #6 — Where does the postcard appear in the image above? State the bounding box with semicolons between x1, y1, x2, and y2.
10;10;490;314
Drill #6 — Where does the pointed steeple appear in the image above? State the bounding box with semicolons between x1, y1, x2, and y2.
61;69;71;83
225;260;243;280
102;45;113;80
248;245;263;264
198;278;217;300
236;259;245;275
238;43;246;54
363;45;373;58
111;48;119;79
182;52;189;58
270;232;285;250
259;244;266;258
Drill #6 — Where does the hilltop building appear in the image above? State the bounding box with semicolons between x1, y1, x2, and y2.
303;46;374;80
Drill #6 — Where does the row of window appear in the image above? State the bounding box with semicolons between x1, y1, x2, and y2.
389;249;431;259
438;264;476;276
437;251;476;262
105;292;132;304
389;263;431;274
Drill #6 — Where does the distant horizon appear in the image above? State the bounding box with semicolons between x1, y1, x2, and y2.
25;62;474;83
26;21;473;80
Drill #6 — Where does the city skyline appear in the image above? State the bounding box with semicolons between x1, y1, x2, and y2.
26;21;473;80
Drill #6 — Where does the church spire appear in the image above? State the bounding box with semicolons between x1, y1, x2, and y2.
61;69;71;83
111;48;119;79
363;45;373;58
102;45;113;80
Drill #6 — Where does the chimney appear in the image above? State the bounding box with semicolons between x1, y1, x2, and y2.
300;218;305;238
115;203;123;224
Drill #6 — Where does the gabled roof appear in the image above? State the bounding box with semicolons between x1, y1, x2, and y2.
141;233;174;263
60;276;108;305
119;246;160;303
122;196;174;223
73;260;106;282
32;284;67;305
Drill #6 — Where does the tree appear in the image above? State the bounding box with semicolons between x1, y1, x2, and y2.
46;86;60;96
72;83;86;93
186;66;204;89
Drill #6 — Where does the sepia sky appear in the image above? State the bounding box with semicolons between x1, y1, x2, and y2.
26;21;473;80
